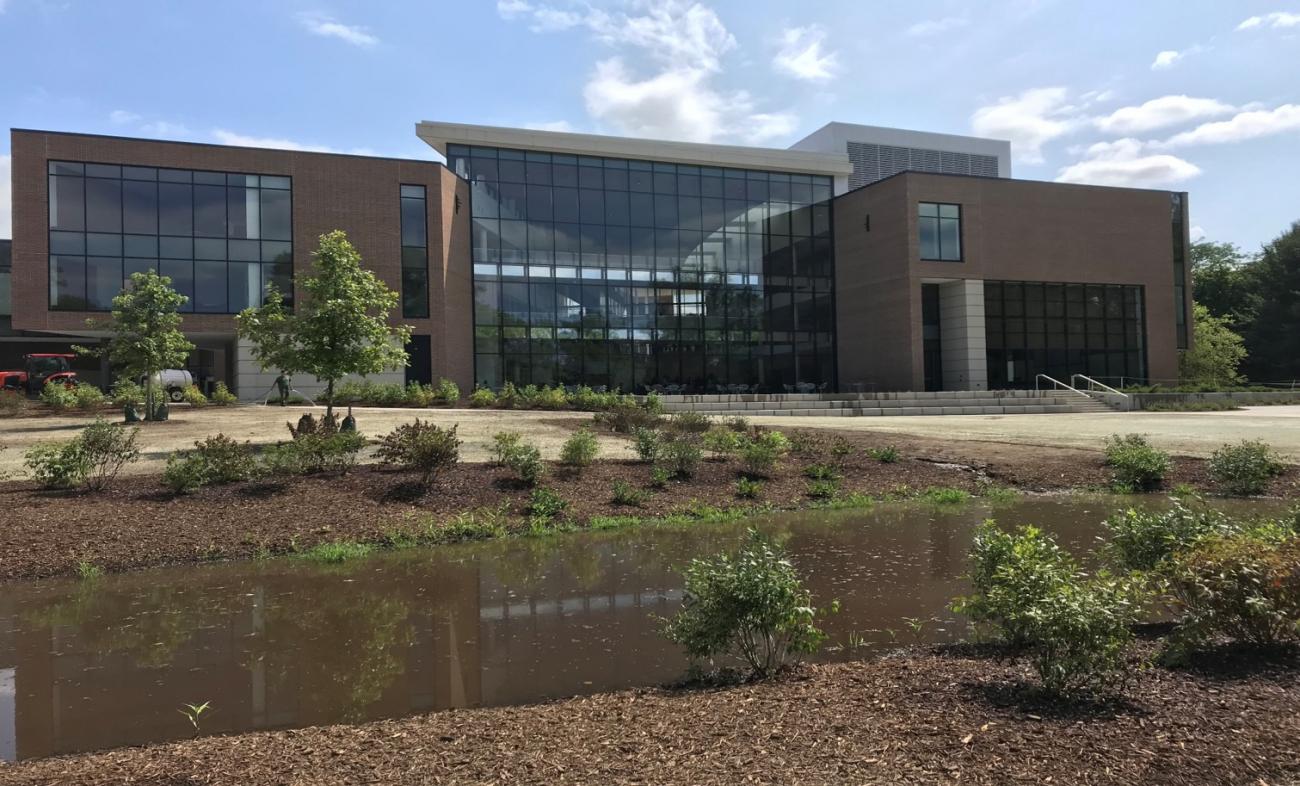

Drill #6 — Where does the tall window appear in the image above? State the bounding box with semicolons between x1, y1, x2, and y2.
47;161;292;312
918;202;961;261
400;184;429;318
1171;193;1188;349
448;145;836;392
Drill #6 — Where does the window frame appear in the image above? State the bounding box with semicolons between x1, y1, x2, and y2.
917;201;963;263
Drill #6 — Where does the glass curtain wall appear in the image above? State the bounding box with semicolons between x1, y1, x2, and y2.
448;145;836;393
48;161;292;313
984;280;1146;388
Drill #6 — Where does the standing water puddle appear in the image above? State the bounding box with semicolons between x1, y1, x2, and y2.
0;495;1286;761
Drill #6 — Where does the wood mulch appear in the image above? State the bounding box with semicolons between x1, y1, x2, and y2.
2;642;1296;785
0;426;1295;582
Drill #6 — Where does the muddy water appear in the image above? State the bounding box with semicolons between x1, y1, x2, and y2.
0;496;1286;761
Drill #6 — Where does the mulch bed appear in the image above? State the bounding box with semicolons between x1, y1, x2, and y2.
2;642;1297;785
0;427;1295;582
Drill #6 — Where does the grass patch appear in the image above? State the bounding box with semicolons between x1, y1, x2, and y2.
978;485;1021;504
917;486;972;505
297;541;375;564
1142;400;1242;412
811;491;876;510
75;560;103;580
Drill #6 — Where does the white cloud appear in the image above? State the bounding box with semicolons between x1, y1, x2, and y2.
502;1;794;145
140;120;191;138
525;120;575;133
0;154;11;239
1055;138;1201;188
1093;95;1236;134
971;87;1080;164
1237;11;1300;30
1150;50;1183;69
1190;225;1206;242
1162;104;1300;147
772;25;839;82
109;109;141;124
211;129;340;153
296;12;378;47
906;16;968;36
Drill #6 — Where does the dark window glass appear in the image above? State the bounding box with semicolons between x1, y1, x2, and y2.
85;178;122;233
124;235;158;258
401;196;426;246
263;262;293;308
158;183;193;235
193;185;226;237
227;262;259;312
122;180;158;234
160;260;194;311
86;256;122;310
918;202;961;261
227;187;259;239
86;233;122;256
50;255;87;309
49;176;86;231
194;261;227;312
260;189;292;241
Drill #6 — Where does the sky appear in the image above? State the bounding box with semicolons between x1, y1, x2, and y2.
1;0;1299;252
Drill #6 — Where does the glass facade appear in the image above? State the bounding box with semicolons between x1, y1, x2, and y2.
1171;193;1188;349
447;145;836;393
47;161;292;312
400;184;429;318
985;280;1146;388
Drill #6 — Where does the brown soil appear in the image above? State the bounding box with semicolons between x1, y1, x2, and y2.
3;642;1296;785
1;427;1296;582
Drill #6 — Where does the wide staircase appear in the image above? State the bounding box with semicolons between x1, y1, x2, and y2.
657;389;1113;417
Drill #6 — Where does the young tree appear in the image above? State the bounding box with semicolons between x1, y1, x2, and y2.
237;230;411;419
1190;240;1259;323
1180;303;1247;387
82;271;194;421
1240;221;1300;383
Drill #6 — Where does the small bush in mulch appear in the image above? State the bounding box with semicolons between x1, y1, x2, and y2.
25;418;139;491
1209;439;1286;496
559;427;600;469
664;528;833;677
376;420;462;490
1104;433;1171;492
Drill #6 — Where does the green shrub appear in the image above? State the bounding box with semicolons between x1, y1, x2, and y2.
435;378;460;406
663;529;831;677
76;419;141;491
193;434;258;484
1164;533;1300;656
560;427;600;468
787;431;820;455
527;480;569;524
110;378;145;408
491;432;522;465
806;477;839;499
24;440;90;489
803;462;840;481
210;381;237;406
631;427;661;462
1104;433;1171;492
723;415;749;433
702;426;741;460
919;486;970;505
0;389;24;417
735;476;762;499
468;386;497;408
830;436;854;463
180;384;207;407
738;431;790;477
40;380;77;411
376;420;460;488
495;382;520;409
867;445;900;463
504;441;545;486
73;383;106;411
299;541;374;564
534;385;568;410
594;399;662;433
953;522;1141;695
611;479;648;507
1103;499;1244;571
163;452;209;494
669;411;712;434
404;381;436;407
650;464;671;488
1208;440;1286;496
656;435;702;479
265;431;365;475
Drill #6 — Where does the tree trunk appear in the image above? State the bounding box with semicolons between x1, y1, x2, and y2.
325;378;335;422
145;375;155;422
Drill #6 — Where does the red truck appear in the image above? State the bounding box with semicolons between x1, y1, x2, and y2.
0;353;79;394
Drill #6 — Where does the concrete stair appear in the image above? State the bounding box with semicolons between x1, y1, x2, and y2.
657;390;1112;417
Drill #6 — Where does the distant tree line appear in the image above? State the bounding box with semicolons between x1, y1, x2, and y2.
1189;221;1300;384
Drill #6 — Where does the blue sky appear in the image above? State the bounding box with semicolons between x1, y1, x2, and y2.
2;0;1298;252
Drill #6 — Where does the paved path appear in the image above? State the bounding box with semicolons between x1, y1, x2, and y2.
748;405;1300;460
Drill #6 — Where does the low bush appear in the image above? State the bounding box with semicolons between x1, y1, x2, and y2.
528;486;568;530
787;431;820;455
110;378;145;408
867;445;900;463
73;383;106;411
723;415;749;433
436;378;460;406
491;431;522;466
1104;433;1171;492
1208;440;1286;496
40;380;77;411
468;386;497;408
656;435;703;479
803;462;840;481
264;431;365;475
1099;497;1284;572
0;389;24;417
669;411;712;434
560;427;599;469
806;478;839;499
376;420;461;489
24;440;90;489
181;384;207;408
163;453;209;494
1164;533;1300;656
594;399;662;433
503;440;545;486
953;522;1141;695
830;436;854;463
738;431;790;477
663;529;831;677
650;464;671;488
735;476;762;499
611;479;648;507
404;381;437;407
631;427;661;462
702;426;741;460
210;382;237;406
193;434;258;484
919;486;970;505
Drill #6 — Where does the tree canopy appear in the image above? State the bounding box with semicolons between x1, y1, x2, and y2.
236;230;411;418
1179;303;1246;387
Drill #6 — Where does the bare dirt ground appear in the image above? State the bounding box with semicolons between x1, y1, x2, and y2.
3;643;1296;786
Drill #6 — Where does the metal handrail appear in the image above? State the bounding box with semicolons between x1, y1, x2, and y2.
1034;374;1090;398
1071;374;1129;398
